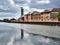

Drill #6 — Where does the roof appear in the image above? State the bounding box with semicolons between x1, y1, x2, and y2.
40;9;51;14
24;11;40;16
32;11;40;14
51;8;60;12
24;8;60;16
31;11;40;15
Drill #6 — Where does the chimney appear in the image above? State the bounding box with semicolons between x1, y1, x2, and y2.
21;7;24;16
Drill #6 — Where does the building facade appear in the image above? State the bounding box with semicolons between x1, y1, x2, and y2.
22;8;60;22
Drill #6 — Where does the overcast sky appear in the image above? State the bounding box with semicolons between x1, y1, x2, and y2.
0;0;60;19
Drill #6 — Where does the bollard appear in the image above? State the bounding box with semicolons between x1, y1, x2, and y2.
21;29;24;39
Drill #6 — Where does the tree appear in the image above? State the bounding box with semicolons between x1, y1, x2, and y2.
10;18;16;20
57;11;60;21
3;19;9;22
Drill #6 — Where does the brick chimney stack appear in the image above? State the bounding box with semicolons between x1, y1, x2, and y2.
21;7;24;17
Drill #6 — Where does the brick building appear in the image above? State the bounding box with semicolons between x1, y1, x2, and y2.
23;8;60;22
31;11;40;22
24;14;28;22
23;11;51;22
40;11;51;21
50;8;60;21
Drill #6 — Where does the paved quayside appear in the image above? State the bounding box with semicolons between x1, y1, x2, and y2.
1;22;60;45
5;22;60;39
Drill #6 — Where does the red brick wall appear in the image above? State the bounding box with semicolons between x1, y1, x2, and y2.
24;15;28;22
28;14;32;22
32;14;41;22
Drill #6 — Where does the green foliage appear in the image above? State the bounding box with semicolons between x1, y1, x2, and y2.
57;11;60;19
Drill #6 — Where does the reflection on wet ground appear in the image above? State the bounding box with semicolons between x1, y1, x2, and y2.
13;31;60;45
0;29;60;45
0;22;60;45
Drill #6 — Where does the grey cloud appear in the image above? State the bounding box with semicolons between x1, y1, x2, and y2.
0;0;60;19
50;0;60;7
0;0;20;19
0;0;19;13
29;3;58;9
29;0;60;9
0;8;18;13
13;0;26;4
13;0;28;5
0;13;16;17
0;15;15;17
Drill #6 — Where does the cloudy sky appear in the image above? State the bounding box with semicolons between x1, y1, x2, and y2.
0;0;60;19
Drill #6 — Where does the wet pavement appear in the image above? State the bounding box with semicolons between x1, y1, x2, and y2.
0;22;60;45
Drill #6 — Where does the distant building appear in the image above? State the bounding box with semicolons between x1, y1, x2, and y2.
19;8;60;22
23;11;51;22
31;11;40;22
40;11;51;21
50;8;60;21
24;11;40;22
3;19;9;22
24;14;28;22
